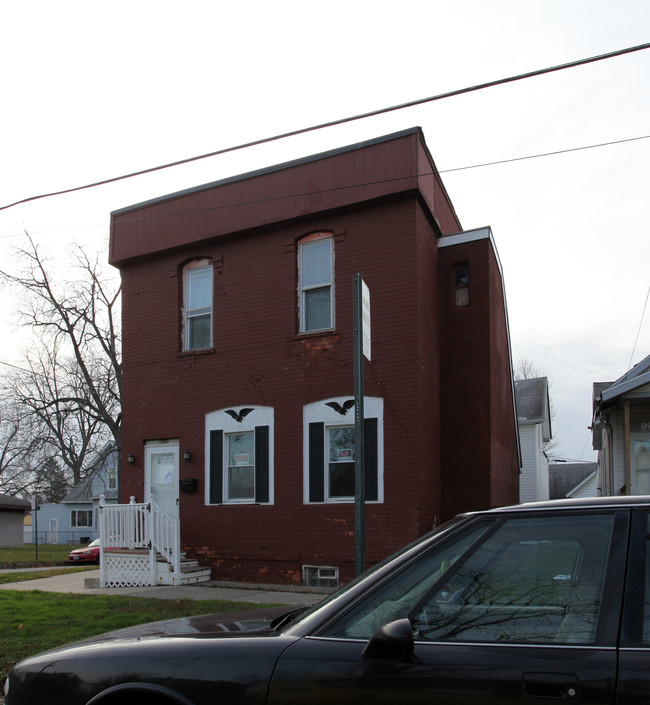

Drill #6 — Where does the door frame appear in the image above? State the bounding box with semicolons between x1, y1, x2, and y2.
144;439;180;520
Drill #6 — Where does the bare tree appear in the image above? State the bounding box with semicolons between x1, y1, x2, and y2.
0;234;121;491
514;357;557;453
0;397;55;497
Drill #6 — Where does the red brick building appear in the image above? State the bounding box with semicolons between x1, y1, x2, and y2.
109;127;519;586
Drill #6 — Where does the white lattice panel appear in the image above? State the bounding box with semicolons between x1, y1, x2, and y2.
104;553;154;587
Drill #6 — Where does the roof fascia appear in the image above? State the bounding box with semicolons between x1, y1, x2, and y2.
601;369;650;402
111;127;423;217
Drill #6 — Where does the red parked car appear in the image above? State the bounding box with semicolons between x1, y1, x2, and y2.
68;538;100;564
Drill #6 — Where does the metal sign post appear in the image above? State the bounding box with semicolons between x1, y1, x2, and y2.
31;495;38;561
353;274;371;576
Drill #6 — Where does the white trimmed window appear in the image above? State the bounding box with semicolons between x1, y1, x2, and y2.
299;233;334;333
184;260;213;351
303;397;383;503
205;406;274;505
71;509;93;528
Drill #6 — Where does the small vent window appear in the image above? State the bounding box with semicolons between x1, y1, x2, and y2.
303;564;339;587
454;262;469;307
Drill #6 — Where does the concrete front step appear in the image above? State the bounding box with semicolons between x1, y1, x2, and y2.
155;558;212;585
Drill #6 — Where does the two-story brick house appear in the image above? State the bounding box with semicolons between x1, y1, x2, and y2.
107;127;519;587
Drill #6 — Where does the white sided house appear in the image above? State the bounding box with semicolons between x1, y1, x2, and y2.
516;377;552;503
592;353;650;496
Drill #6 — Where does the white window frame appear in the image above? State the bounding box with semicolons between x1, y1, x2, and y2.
299;233;334;333
631;435;650;495
224;430;256;503
303;396;384;504
183;259;213;351
327;424;356;500
71;509;93;528
205;406;275;505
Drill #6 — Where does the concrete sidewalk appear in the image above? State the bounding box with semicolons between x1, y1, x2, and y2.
0;569;329;606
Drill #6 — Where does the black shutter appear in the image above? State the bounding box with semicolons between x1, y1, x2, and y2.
309;422;325;502
209;430;223;504
364;418;378;502
255;425;270;503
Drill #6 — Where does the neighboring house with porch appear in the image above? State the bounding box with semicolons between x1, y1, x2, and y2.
106;127;521;588
516;377;551;503
0;494;30;547
26;444;119;545
592;353;650;496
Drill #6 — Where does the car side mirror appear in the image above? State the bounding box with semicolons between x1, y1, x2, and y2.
362;618;414;660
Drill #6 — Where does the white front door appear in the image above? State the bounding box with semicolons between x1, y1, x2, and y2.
145;441;179;520
49;518;58;544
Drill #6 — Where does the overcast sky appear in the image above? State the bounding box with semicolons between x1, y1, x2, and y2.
1;0;649;462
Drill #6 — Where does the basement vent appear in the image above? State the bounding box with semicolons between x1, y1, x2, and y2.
302;565;339;588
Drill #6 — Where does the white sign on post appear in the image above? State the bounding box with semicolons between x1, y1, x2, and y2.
362;280;371;361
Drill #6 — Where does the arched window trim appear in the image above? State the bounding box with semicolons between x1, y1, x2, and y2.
298;232;334;333
182;258;213;351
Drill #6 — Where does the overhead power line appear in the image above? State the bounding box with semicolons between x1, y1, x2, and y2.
439;134;650;173
1;130;648;239
1;41;649;214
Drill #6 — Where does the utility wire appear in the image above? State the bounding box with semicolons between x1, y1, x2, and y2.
1;41;649;213
439;134;650;173
628;283;650;371
2;131;648;238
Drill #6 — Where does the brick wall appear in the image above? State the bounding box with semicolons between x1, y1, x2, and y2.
119;196;445;583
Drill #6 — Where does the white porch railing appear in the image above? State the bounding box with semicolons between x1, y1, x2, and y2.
151;502;180;574
98;495;180;586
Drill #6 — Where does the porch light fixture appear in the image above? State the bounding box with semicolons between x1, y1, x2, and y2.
182;449;191;463
127;453;136;465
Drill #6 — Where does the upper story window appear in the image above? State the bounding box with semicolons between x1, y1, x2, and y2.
184;260;213;351
107;466;117;490
299;233;333;333
454;262;469;307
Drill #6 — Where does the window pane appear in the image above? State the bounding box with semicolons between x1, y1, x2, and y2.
189;314;211;350
187;267;212;310
329;462;355;497
635;440;650;493
228;433;254;500
413;514;614;645
329;427;354;461
305;288;331;331
329;427;355;497
302;240;332;287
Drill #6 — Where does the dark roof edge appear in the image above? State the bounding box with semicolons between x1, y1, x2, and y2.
111;127;424;217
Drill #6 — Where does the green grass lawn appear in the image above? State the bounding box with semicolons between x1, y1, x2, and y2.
0;544;82;567
0;566;96;584
1;591;279;682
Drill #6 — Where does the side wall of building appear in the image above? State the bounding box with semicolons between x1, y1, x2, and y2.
437;236;519;520
0;512;25;547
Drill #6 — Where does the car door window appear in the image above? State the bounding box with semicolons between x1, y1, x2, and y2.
412;514;614;645
323;521;494;639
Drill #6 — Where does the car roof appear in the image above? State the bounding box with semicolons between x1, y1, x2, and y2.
463;494;650;518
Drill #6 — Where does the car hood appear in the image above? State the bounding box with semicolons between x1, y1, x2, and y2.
71;604;302;645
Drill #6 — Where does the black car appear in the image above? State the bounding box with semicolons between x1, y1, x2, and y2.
6;496;650;704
